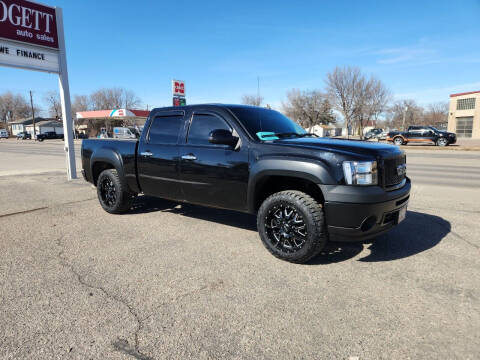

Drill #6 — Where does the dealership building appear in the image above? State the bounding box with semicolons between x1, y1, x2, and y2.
448;91;480;138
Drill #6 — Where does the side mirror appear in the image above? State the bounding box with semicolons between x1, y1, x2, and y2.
208;129;238;147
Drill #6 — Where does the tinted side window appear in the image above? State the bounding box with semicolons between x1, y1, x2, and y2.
188;114;231;145
148;115;184;144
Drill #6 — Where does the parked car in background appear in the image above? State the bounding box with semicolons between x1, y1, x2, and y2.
387;126;456;146
36;131;64;142
113;127;139;139
16;132;32;140
364;128;387;141
0;129;9;139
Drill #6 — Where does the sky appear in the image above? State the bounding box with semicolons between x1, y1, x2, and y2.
1;0;480;115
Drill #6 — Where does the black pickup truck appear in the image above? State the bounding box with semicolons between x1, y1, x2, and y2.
82;104;410;263
36;131;64;141
387;125;456;146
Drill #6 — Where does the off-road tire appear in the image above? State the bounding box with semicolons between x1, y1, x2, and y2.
257;190;327;263
97;169;136;214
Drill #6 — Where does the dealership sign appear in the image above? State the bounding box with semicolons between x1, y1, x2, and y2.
0;0;59;72
0;0;58;48
0;0;76;180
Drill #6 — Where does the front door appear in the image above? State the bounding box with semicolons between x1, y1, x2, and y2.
179;111;249;211
137;111;186;200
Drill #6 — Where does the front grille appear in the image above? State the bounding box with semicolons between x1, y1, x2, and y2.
382;154;406;188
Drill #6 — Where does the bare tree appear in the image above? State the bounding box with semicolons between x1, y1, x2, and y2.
327;67;390;137
0;92;32;122
353;76;391;136
365;77;391;123
90;88;123;109
386;100;424;129
72;95;91;113
90;87;142;110
123;89;141;109
326;66;363;137
424;102;448;126
44;91;62;119
241;94;264;107
282;89;335;131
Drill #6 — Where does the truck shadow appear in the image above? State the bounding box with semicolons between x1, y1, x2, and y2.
131;198;450;264
130;195;257;231
308;210;451;264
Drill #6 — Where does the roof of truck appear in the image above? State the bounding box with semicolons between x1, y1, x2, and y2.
151;104;264;112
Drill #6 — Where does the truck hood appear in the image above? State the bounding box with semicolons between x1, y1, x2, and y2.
271;137;403;159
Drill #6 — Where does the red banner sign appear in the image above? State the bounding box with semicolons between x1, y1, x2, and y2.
0;0;58;49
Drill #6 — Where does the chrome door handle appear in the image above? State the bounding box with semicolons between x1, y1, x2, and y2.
181;154;197;160
140;151;153;157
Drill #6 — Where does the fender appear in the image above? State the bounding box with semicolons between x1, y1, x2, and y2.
90;147;125;185
389;134;406;143
247;158;336;213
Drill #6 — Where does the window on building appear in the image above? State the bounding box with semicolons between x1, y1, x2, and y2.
456;117;473;138
456;98;476;110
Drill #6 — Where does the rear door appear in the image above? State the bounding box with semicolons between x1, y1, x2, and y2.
137;111;186;200
178;110;249;211
406;126;420;140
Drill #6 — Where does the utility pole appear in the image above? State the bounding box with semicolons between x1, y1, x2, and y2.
29;91;36;140
402;106;408;131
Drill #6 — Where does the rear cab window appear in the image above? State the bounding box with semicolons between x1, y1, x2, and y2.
147;113;185;144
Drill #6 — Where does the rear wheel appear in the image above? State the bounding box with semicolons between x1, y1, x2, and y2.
393;136;404;146
257;190;327;263
97;169;136;214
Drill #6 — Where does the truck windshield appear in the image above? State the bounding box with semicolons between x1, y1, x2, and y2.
228;106;307;140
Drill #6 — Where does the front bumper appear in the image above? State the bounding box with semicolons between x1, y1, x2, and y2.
320;178;411;242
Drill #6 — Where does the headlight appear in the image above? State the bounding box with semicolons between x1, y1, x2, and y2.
342;161;378;185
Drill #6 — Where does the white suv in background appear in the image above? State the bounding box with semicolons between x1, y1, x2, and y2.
0;129;9;139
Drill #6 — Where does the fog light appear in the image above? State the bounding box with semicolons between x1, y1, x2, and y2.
360;216;377;232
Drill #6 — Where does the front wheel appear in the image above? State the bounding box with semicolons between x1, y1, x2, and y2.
436;137;448;146
257;190;327;263
97;169;136;214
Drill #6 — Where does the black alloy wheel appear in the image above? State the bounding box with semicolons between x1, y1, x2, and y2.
265;203;307;254
99;176;117;207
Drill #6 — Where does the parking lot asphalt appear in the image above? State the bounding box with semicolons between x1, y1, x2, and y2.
1;140;479;359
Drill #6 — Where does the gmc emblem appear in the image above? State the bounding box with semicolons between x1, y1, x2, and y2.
397;164;407;176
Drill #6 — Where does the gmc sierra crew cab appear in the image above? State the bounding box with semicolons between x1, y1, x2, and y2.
81;104;410;263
